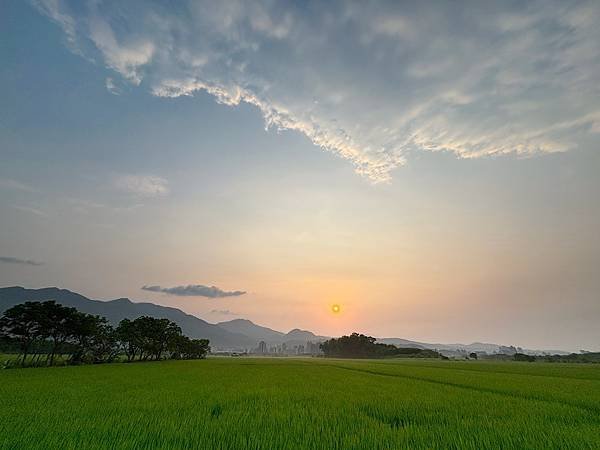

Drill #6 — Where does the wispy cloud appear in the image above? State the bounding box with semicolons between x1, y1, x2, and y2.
31;0;78;51
0;256;43;266
65;197;143;215
141;284;246;298
105;77;121;95
35;1;600;182
211;309;239;316
114;174;169;197
12;205;48;217
0;178;37;193
66;197;106;210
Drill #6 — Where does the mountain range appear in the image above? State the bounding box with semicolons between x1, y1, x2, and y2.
0;287;326;350
216;319;328;346
0;286;567;354
375;338;559;356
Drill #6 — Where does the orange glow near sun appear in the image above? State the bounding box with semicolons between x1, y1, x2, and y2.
331;304;341;314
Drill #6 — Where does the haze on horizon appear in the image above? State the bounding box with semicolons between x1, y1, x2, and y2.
1;1;599;352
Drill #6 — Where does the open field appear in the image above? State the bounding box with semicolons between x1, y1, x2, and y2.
2;358;600;449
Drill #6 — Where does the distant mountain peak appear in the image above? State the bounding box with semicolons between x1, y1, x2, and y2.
287;328;313;335
285;328;329;342
224;318;254;324
110;297;134;305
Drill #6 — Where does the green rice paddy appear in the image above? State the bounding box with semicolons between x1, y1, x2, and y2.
1;357;599;449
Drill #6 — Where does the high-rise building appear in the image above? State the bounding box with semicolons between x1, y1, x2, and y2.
258;341;267;354
306;341;322;355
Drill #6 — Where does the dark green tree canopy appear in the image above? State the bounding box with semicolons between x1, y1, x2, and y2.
1;301;210;367
320;333;442;359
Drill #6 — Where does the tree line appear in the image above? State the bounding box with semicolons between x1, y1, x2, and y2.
0;301;209;367
320;332;444;359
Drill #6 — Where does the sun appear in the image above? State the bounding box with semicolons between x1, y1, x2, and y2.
331;304;341;314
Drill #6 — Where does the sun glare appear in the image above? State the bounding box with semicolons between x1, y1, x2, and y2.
331;304;341;314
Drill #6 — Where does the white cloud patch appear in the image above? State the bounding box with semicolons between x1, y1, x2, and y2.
88;16;154;85
34;0;600;182
105;77;121;95
114;174;169;197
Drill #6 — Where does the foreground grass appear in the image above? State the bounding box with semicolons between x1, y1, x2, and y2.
1;358;600;449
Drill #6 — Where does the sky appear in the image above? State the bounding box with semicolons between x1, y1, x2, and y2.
1;0;599;351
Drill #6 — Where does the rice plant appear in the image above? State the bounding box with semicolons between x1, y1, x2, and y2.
1;358;599;449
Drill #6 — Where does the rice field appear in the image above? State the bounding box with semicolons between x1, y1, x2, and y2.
1;357;600;449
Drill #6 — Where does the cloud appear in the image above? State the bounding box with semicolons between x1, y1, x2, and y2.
0;178;38;193
141;284;246;298
34;1;600;182
66;197;106;210
211;309;239;316
105;77;121;95
12;205;49;217
0;256;44;266
114;174;169;197
31;0;78;51
89;16;155;85
65;197;143;214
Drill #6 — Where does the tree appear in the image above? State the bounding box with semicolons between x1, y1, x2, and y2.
39;301;78;366
149;318;181;360
320;333;443;359
116;319;141;362
170;335;210;360
188;338;210;359
0;302;45;366
2;301;210;368
70;313;117;364
117;316;182;361
513;352;535;362
133;316;159;361
88;319;119;363
169;334;188;360
321;333;397;358
469;352;478;360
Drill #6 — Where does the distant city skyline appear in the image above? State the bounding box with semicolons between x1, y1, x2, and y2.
1;1;599;351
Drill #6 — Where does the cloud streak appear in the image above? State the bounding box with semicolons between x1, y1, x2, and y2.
141;284;246;298
114;174;169;197
0;178;38;192
12;205;49;217
34;0;600;182
0;256;44;266
211;309;239;316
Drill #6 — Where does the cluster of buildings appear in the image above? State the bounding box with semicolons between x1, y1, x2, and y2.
254;340;322;356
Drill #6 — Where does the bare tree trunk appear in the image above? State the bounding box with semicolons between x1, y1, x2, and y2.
49;337;59;366
34;352;41;365
20;339;32;367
